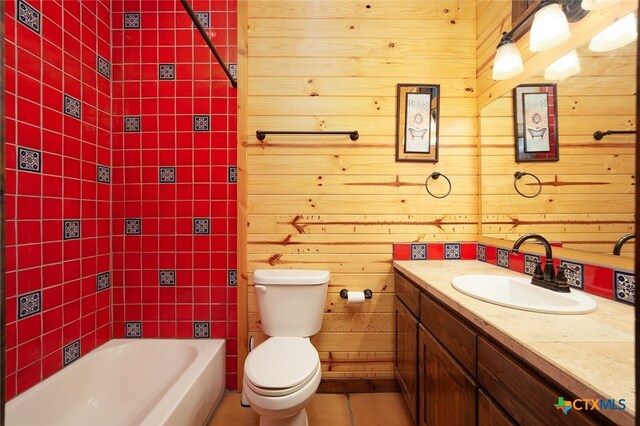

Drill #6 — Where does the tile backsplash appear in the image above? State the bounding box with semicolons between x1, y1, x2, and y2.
393;242;635;305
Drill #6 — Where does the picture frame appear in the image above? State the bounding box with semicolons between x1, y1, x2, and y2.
396;84;440;162
513;84;559;162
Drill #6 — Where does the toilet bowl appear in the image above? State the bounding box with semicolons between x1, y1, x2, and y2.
244;337;321;426
243;269;330;426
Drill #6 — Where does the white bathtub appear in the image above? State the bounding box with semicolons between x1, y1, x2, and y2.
6;339;226;426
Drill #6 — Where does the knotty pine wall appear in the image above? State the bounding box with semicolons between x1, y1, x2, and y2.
237;0;479;384
480;43;636;255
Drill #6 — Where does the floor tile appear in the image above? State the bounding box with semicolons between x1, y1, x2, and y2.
209;392;258;426
350;393;414;426
307;393;351;426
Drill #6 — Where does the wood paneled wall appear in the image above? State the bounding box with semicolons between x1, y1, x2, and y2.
238;0;479;384
480;43;636;254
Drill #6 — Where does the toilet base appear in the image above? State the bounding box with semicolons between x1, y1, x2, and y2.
259;408;308;426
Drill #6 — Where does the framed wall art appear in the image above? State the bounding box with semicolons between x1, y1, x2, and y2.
513;83;559;162
396;84;440;162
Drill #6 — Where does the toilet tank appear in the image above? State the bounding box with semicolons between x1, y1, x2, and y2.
253;269;330;337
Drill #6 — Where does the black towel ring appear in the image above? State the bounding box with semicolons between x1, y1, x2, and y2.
513;171;542;198
425;172;452;199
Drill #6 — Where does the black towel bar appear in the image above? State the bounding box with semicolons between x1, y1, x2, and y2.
256;130;359;141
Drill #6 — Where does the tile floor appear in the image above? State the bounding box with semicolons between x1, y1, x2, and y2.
209;392;414;426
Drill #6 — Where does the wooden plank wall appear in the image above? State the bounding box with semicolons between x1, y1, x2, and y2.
240;0;479;382
480;43;636;255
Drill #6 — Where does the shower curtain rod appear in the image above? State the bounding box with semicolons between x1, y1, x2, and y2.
180;0;237;88
593;130;636;140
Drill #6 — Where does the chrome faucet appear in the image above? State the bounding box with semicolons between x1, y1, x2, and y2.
613;233;635;256
512;233;570;293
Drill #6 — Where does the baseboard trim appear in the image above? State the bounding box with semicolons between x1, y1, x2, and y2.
317;378;400;393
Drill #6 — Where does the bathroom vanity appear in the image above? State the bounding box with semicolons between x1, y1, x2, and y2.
393;260;635;426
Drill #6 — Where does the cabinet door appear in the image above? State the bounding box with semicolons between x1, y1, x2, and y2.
394;297;419;423
423;327;477;426
478;389;516;426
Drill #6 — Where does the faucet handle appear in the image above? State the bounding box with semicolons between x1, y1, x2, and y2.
532;260;544;280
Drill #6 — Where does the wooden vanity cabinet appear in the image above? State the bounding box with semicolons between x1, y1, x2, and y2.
394;296;419;423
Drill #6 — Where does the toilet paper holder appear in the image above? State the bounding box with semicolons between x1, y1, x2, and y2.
339;288;373;299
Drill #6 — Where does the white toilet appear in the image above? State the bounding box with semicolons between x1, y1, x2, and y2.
243;269;330;426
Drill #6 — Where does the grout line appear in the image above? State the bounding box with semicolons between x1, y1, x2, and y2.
346;393;356;426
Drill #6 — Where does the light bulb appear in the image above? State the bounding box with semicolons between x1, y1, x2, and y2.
581;0;620;10
589;13;637;52
530;3;571;52
544;50;581;80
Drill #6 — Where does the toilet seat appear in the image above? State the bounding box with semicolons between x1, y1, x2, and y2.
245;337;320;397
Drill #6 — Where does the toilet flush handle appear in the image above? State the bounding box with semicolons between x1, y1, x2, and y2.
255;285;267;293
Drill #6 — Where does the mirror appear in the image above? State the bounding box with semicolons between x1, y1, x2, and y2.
479;11;636;258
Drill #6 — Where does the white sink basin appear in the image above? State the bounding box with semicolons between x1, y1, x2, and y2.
451;274;597;314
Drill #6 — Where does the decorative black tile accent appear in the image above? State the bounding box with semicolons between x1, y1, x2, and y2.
477;244;486;262
194;322;210;338
97;272;110;292
97;165;110;183
17;147;41;173
614;271;635;305
159;270;176;286
64;220;81;240
194;218;210;235
17;0;40;34
18;291;41;319
228;269;237;287
411;243;426;260
560;260;583;289
97;55;111;79
124;116;140;132
228;166;237;183
63;340;80;366
193;12;209;28
229;63;238;81
126;322;142;338
124;12;140;29
524;254;541;276
159;167;175;183
64;94;81;119
159;64;175;80
444;243;460;259
125;218;142;235
497;248;509;268
193;115;210;132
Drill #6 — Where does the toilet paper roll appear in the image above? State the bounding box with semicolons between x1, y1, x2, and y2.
347;291;366;304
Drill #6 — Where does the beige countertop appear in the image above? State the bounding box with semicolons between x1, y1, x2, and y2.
393;260;635;425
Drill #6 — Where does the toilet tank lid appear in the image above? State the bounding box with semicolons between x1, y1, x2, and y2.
254;269;330;285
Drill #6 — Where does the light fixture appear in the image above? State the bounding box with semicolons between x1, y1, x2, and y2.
530;2;572;52
589;13;637;52
581;0;620;10
544;49;581;80
492;34;525;80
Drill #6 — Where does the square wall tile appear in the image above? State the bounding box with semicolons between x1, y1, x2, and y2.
477;244;486;261
18;0;41;34
18;147;41;173
229;63;238;81
194;322;209;338
160;270;176;286
124;13;141;29
126;322;142;338
18;291;41;319
393;244;410;260
193;115;210;132
228;269;237;287
64;94;81;119
497;249;509;268
614;271;635;305
97;165;110;183
124;116;140;132
125;219;142;235
228;166;237;183
194;12;209;28
194;218;210;234
411;243;426;260
560;260;583;289
97;272;110;292
64;220;81;240
159;167;175;183
63;340;80;366
159;64;175;80
97;56;111;79
444;243;460;259
524;254;541;276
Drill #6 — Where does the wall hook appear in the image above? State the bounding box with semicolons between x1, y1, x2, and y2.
514;171;542;198
424;172;452;199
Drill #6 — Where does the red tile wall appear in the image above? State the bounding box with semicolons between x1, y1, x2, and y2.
110;0;238;389
5;0;238;399
4;0;112;399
